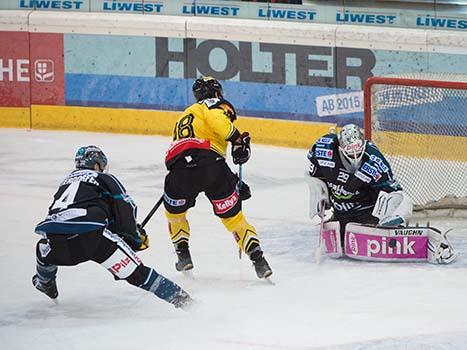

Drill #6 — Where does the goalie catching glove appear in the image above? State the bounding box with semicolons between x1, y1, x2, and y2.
231;132;251;165
121;224;150;251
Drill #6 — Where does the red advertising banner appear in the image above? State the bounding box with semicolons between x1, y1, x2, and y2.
0;32;64;107
30;33;64;106
0;31;30;107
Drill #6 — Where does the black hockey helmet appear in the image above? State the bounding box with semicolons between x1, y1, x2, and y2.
75;145;108;172
192;76;223;101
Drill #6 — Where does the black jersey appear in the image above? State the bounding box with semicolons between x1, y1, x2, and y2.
35;169;137;236
307;133;401;219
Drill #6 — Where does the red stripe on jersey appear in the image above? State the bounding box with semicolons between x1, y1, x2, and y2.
165;138;211;163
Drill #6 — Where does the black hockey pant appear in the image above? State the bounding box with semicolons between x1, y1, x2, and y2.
35;229;188;303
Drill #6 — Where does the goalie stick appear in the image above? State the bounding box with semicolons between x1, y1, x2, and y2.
315;199;326;265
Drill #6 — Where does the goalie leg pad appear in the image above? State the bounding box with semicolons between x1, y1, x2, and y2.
372;190;413;226
321;221;342;258
427;229;458;264
344;223;428;262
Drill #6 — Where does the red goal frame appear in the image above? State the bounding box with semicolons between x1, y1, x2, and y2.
363;76;467;140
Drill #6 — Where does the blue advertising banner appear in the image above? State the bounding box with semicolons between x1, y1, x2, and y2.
3;0;466;31
16;0;90;11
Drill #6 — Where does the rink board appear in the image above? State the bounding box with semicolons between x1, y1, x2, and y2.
30;104;333;149
1;11;466;148
0;107;30;128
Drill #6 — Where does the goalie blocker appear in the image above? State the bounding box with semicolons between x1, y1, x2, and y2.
320;222;457;264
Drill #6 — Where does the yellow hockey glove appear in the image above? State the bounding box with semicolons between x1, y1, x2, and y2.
136;224;150;251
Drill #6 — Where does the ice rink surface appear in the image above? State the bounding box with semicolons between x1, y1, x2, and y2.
1;129;467;350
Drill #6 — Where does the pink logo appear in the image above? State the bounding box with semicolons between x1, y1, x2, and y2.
212;191;239;215
348;232;358;255
367;237;416;257
344;140;363;155
34;59;54;82
345;231;427;260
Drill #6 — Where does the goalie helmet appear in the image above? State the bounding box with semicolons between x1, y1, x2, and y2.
192;76;223;101
338;124;366;171
75;145;108;172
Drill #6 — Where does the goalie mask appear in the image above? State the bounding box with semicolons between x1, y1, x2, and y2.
192;76;223;101
75;145;108;172
338;124;366;172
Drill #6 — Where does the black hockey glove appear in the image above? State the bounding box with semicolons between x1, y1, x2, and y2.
122;224;150;251
238;180;251;201
234;173;251;201
232;132;251;165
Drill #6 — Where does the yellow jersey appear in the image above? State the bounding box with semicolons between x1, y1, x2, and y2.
172;98;238;157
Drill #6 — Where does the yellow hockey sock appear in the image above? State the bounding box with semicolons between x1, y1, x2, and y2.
165;210;190;246
221;211;260;254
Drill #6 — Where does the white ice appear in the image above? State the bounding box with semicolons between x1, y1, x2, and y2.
1;129;467;350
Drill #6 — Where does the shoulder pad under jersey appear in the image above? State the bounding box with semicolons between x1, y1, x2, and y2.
315;134;338;148
202;98;221;108
363;143;391;174
202;98;237;122
60;169;100;187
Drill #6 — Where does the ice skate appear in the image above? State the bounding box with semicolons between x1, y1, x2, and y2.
169;290;194;310
249;249;273;279
32;274;58;300
175;242;193;272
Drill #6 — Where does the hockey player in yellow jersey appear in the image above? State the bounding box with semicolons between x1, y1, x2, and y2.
163;76;272;279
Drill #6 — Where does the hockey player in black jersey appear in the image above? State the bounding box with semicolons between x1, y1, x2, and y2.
306;124;457;264
33;145;192;309
306;124;412;242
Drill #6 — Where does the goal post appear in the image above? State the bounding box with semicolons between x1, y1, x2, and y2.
364;74;467;214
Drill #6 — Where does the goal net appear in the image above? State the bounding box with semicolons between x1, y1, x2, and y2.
364;74;467;214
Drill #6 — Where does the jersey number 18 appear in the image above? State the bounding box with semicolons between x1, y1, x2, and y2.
174;114;195;140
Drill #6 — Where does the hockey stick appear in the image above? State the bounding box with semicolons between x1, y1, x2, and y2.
238;164;243;260
140;195;164;228
315;200;325;265
238;163;243;185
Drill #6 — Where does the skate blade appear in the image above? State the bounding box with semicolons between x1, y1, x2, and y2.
262;270;275;285
176;263;194;272
182;270;194;279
